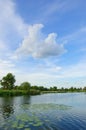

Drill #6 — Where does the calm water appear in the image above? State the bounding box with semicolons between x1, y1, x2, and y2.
0;93;86;130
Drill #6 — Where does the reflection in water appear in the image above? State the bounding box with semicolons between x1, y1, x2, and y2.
21;95;31;105
0;96;31;119
2;105;14;119
0;93;86;130
1;97;14;119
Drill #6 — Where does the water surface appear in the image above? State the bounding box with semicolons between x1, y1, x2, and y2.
0;93;86;130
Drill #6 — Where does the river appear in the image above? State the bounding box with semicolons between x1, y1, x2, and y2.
0;92;86;130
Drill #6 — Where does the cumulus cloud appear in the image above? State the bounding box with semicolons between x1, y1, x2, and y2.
16;24;66;58
0;0;28;60
0;0;66;59
0;0;27;38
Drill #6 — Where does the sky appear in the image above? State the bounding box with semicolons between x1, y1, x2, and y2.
0;0;86;88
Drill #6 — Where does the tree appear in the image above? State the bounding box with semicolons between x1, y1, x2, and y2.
69;87;74;92
20;82;31;90
0;73;16;89
53;86;57;91
83;86;86;91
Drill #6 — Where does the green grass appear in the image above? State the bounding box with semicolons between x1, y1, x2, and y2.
0;88;85;97
0;89;40;97
41;90;86;94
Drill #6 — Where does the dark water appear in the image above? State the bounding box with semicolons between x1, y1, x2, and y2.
0;93;86;130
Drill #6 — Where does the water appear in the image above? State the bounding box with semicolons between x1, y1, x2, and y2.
0;93;86;130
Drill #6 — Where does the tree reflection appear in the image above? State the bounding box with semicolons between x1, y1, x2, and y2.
0;96;31;119
1;97;14;119
2;105;14;119
21;95;31;105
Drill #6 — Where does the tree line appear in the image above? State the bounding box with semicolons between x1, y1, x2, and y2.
0;73;86;94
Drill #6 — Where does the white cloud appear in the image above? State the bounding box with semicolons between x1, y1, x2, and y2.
60;60;86;78
0;39;10;52
15;24;66;58
0;0;28;61
0;41;6;50
0;0;27;38
0;0;85;88
0;59;15;68
15;72;60;86
0;59;16;79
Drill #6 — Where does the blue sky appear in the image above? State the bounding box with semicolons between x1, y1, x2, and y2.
0;0;86;88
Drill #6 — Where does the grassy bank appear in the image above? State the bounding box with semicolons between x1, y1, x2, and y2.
0;89;40;97
0;89;86;97
41;90;86;94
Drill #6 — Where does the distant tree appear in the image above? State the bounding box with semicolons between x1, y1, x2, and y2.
31;85;39;90
14;85;19;90
53;86;57;91
49;87;53;91
64;88;68;92
20;82;31;90
73;87;77;91
61;87;64;90
83;87;86;91
69;87;74;92
0;73;16;89
38;86;44;91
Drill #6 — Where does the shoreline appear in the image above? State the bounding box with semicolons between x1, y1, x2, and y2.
0;89;86;97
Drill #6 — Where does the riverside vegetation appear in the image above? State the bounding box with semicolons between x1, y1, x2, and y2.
0;73;86;96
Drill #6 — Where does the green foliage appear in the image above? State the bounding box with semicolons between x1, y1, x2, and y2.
20;82;31;90
30;89;40;95
0;90;30;96
83;86;86;91
0;73;16;89
0;72;86;97
0;89;40;97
